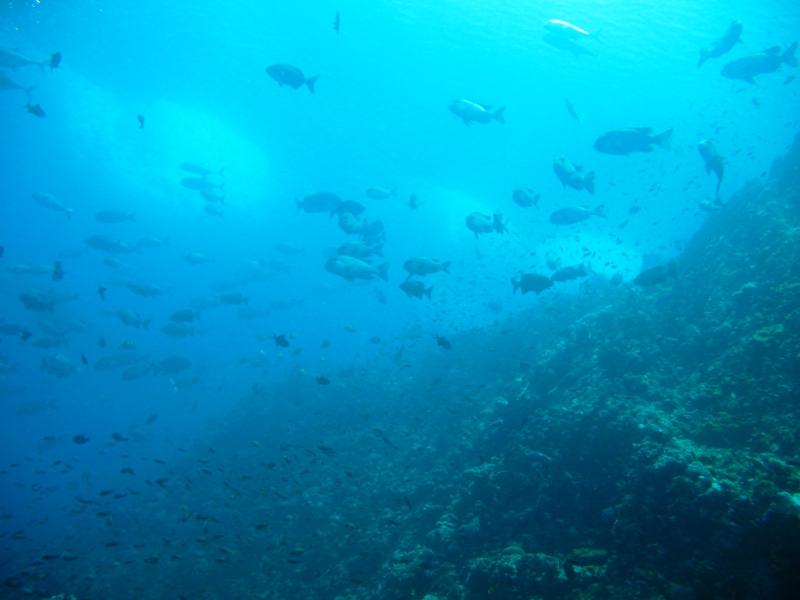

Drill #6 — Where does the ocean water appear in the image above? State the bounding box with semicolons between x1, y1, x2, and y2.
1;1;799;598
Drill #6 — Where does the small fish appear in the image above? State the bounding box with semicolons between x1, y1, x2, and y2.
435;335;452;350
333;11;340;33
97;285;107;301
512;273;554;295
25;103;45;118
449;99;505;125
220;292;248;305
80;353;88;365
49;52;62;69
137;114;144;129
565;98;580;122
408;194;421;210
512;188;540;208
111;432;129;442
698;21;742;67
274;334;290;348
72;434;90;445
316;375;331;385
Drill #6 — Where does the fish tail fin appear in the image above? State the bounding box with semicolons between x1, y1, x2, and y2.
378;263;389;282
52;261;64;281
585;171;596;195
306;75;319;93
783;42;798;67
425;286;433;299
493;106;506;123
442;261;451;274
656;128;673;150
697;49;709;67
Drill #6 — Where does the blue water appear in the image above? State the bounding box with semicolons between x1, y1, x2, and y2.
1;1;799;598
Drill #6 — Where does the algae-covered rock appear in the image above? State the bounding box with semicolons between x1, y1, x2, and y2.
751;323;784;343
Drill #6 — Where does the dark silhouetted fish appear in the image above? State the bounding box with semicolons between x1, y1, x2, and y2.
698;21;742;67
266;64;318;93
549;205;605;225
721;43;797;83
512;273;553;295
593;128;672;155
449;99;505;125
698;140;724;198
399;280;432;299
553;158;595;194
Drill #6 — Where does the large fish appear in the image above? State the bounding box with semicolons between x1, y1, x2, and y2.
512;273;553;295
698;22;742;67
449;99;505;125
266;64;318;93
403;257;450;277
697;140;724;198
553;158;595;194
465;212;506;237
721;43;797;83
542;19;594;57
549;205;605;225
593;128;672;155
325;256;388;282
297;192;342;214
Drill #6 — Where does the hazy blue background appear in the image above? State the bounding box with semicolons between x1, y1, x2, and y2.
1;0;798;572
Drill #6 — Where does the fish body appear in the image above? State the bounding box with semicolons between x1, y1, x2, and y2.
565;99;580;121
399;280;432;299
338;200;365;215
721;43;797;83
297;192;342;214
333;11;340;33
633;262;677;286
33;192;74;218
365;187;395;200
338;212;364;235
697;140;724;197
117;309;150;329
126;282;164;297
449;99;505;125
512;273;553;295
170;309;198;323
549;205;605;225
220;292;249;305
181;177;223;192
84;234;136;254
95;210;135;223
545;19;590;38
551;264;587;282
161;323;194;338
337;241;383;259
512;188;540;208
698;22;742;66
266;64;318;93
41;353;76;377
26;103;45;118
403;257;450;277
7;261;61;279
325;256;389;282
182;252;215;265
154;356;192;375
465;212;506;237
593;128;672;155
19;292;55;312
552;158;595;194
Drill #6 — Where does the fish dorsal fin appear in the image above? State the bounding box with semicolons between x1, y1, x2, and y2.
763;46;781;55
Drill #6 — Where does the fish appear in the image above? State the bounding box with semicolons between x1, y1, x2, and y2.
170;309;198;323
552;158;595;194
0;71;33;96
116;309;151;329
182;252;215;265
25;103;45;118
317;375;331;385
593;128;673;155
403;257;450;277
19;292;56;312
721;43;797;83
161;322;194;338
338;211;364;235
449;99;505;125
337;241;383;259
435;335;452;350
112;432;129;442
365;187;395;200
333;11;340;33
325;256;389;282
275;243;306;256
633;261;677;286
6;261;62;279
408;194;421;210
512;273;554;295
698;22;743;67
297;192;342;214
551;264;588;282
126;282;164;297
542;20;594;56
72;434;90;445
95;210;135;223
220;292;249;305
512;188;540;208
180;162;224;177
201;190;225;204
41;353;77;377
137;114;144;129
399;280;432;299
274;334;290;348
32;192;74;218
84;234;137;254
49;52;62;69
181;177;223;192
565;99;580;122
545;19;590;38
697;140;724;198
266;64;318;93
97;286;107;301
549;205;605;225
465;212;506;237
